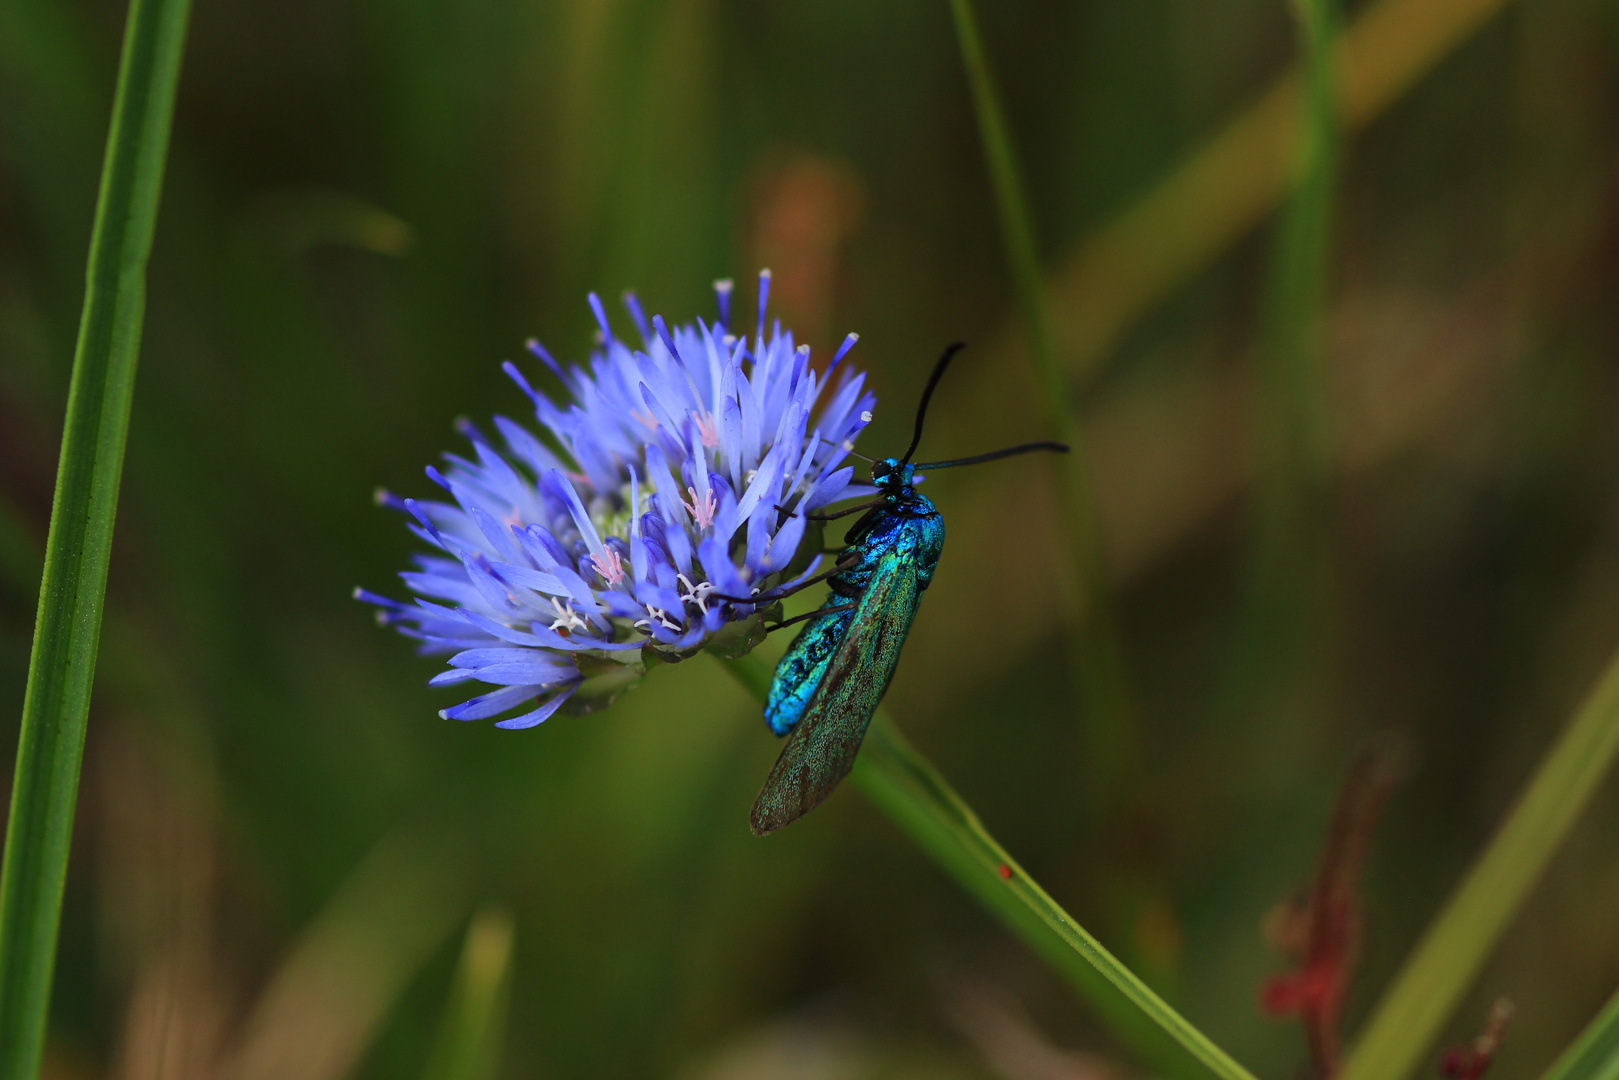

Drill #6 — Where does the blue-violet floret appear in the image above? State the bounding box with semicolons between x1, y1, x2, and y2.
358;271;874;728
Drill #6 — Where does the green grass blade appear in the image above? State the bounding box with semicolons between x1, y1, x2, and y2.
1541;989;1619;1080
945;0;1137;810
0;0;191;1072
1253;0;1337;511
1214;0;1339;778
221;831;473;1080
1341;648;1619;1080
422;906;517;1080
1043;0;1517;390
722;656;1256;1080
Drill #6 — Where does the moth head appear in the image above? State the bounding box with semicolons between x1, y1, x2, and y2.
871;457;912;490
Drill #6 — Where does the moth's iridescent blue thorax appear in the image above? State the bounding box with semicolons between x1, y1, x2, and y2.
849;458;943;573
763;456;945;743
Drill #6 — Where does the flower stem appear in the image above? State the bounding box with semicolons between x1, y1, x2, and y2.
945;0;1138;812
721;655;1256;1080
1340;646;1619;1080
0;0;191;1071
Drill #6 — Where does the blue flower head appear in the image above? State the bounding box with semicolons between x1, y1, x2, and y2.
359;271;876;728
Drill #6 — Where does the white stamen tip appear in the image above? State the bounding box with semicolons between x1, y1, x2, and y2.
548;597;589;633
860;410;873;423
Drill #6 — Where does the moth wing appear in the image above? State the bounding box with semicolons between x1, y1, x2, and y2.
750;549;921;835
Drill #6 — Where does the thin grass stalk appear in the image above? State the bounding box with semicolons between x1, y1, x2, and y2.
945;0;1137;807
723;655;1255;1080
1044;0;1519;389
1539;988;1619;1080
1341;647;1619;1080
1214;0;1339;747
0;0;191;1072
422;906;516;1080
1254;0;1337;526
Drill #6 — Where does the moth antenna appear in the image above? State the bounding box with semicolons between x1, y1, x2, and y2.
912;440;1070;471
901;342;965;465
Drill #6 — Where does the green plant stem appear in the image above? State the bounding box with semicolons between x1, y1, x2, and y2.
422;906;516;1080
1541;988;1619;1080
722;655;1255;1080
945;0;1137;808
1341;647;1619;1080
1255;0;1337;516
0;0;191;1072
1215;0;1339;768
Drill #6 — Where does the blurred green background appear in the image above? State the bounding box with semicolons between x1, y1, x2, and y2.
4;0;1619;1076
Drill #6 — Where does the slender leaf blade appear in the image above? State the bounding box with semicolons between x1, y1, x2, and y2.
0;0;191;1071
1342;648;1619;1080
1045;0;1519;390
422;906;516;1080
945;0;1137;807
1541;989;1619;1080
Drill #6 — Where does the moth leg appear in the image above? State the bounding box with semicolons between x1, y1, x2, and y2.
767;603;856;634
709;549;859;606
806;500;884;522
828;577;863;599
774;499;884;523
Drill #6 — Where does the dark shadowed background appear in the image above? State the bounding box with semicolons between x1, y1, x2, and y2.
3;0;1619;1077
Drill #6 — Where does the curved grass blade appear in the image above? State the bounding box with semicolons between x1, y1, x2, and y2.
422;906;517;1080
222;831;473;1080
945;0;1137;808
1252;0;1338;508
1044;0;1521;390
1216;0;1340;816
1341;648;1619;1080
722;655;1256;1080
0;0;192;1071
1540;988;1619;1080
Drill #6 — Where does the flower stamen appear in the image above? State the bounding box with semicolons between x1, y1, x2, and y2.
548;597;588;634
683;486;717;529
633;605;681;633
590;548;626;586
677;574;714;614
